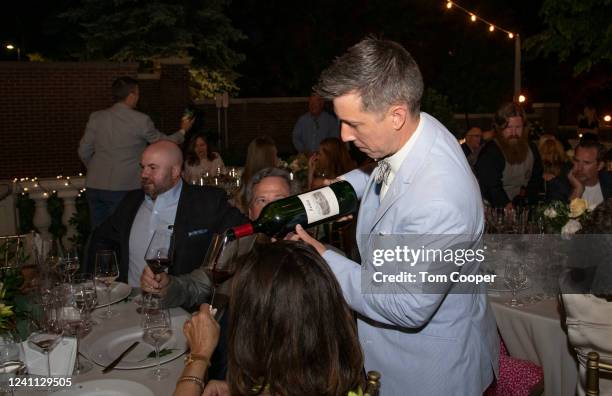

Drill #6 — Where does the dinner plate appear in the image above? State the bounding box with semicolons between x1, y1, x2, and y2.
95;282;132;307
487;277;530;293
54;379;154;396
81;313;190;369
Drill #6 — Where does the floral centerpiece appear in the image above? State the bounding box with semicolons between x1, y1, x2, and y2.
0;268;34;339
281;154;309;189
542;198;591;235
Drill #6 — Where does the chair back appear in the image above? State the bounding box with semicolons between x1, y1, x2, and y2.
587;351;612;396
364;370;381;396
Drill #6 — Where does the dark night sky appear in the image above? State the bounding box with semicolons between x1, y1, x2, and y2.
1;0;609;118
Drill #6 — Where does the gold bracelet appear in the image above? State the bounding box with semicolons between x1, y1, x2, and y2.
184;353;211;367
177;376;205;393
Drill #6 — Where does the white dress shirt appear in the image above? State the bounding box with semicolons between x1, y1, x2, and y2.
127;180;183;286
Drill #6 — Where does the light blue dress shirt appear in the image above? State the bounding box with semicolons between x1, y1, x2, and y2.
292;111;339;153
127;180;183;287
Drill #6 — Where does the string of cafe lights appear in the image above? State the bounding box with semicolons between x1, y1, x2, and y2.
13;174;87;198
444;1;517;40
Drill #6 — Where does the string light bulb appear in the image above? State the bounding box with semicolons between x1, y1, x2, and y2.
470;14;476;22
508;32;514;39
489;25;495;32
446;1;452;9
518;94;526;103
603;115;611;122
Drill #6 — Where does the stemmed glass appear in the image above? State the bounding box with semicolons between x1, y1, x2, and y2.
141;299;173;380
504;260;527;307
94;250;119;319
203;233;236;309
143;228;174;306
144;228;174;276
62;283;93;375
27;293;64;377
73;273;97;329
60;248;80;284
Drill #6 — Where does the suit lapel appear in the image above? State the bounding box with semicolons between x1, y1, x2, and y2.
368;115;438;232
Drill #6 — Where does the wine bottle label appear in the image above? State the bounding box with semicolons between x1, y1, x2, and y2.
297;186;340;224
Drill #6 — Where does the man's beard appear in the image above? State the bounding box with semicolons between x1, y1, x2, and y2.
495;134;529;164
141;178;172;199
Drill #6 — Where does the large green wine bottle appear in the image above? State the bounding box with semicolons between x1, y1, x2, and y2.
228;180;358;239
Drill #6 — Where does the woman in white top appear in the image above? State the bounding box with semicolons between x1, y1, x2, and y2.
183;134;224;183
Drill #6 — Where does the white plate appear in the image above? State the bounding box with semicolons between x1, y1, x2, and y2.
82;313;189;369
488;277;530;293
95;282;132;307
54;379;154;396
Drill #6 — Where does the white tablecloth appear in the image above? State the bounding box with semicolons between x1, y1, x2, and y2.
16;297;188;396
489;295;578;396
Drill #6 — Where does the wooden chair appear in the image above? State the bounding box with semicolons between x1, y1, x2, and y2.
364;370;381;396
586;351;612;396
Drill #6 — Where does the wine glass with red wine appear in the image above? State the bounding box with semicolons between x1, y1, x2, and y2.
145;227;174;275
203;233;237;309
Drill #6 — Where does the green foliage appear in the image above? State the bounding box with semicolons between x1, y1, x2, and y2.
525;0;612;75
421;88;460;137
68;193;91;256
189;67;239;100
47;193;66;244
60;0;245;75
16;194;36;234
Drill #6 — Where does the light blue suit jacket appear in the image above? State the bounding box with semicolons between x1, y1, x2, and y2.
323;113;499;396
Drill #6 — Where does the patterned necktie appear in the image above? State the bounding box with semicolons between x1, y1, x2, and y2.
374;159;391;185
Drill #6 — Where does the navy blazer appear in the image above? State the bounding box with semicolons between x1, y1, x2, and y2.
85;182;247;282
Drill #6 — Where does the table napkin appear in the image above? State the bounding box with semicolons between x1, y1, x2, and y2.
22;337;77;376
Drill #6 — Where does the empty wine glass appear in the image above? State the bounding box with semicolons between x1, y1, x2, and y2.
60;248;80;284
504;260;527;307
94;250;119;319
73;273;97;329
62;284;93;375
27;307;63;378
141;299;173;380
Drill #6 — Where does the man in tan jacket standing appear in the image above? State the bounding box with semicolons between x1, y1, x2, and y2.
78;76;193;228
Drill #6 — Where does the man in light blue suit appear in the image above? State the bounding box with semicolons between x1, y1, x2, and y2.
295;38;499;395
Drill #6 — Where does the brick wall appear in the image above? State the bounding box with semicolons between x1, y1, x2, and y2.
0;61;191;180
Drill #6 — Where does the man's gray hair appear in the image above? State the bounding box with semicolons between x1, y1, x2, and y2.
314;36;424;116
245;167;300;205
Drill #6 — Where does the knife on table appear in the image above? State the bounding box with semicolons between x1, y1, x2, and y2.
102;341;140;373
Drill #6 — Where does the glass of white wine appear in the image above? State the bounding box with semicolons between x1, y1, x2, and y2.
141;299;173;380
94;250;119;319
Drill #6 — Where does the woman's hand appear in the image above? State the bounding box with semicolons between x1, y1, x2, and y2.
202;380;231;396
183;304;220;359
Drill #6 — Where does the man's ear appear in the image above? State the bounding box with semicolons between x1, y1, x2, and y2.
597;161;605;172
389;104;408;131
172;165;182;180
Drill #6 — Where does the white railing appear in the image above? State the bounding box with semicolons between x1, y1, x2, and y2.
0;176;86;243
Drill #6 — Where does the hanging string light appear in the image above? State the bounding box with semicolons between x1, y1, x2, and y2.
444;1;516;39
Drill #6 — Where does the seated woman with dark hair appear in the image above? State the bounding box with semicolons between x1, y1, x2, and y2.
308;137;357;189
183;134;224;183
173;241;365;396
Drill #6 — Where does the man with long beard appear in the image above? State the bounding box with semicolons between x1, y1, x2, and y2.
475;102;544;208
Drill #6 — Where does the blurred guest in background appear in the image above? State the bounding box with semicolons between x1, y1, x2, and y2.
475;102;543;208
547;140;611;209
538;135;570;183
461;127;483;167
183;134;224;183
292;94;339;156
232;136;279;213
173;241;364;396
308;137;357;189
78;76;194;228
577;104;599;137
482;128;496;142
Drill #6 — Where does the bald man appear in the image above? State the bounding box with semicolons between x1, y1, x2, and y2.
85;140;247;286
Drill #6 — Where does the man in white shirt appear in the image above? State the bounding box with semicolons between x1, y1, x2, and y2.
549;140;611;209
